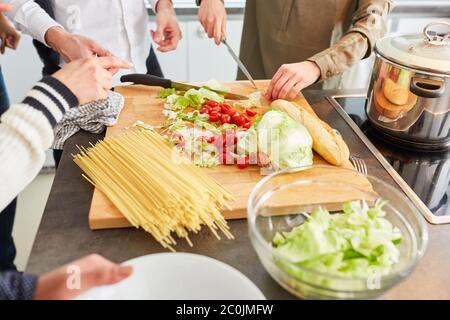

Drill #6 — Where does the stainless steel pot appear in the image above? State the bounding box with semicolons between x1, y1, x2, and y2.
366;21;450;150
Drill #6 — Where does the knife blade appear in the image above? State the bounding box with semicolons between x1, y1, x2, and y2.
221;38;258;89
120;74;248;100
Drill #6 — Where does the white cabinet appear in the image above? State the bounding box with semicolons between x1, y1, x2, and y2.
150;16;244;82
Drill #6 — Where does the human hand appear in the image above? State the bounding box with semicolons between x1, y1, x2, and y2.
34;254;133;300
0;14;21;54
52;57;133;105
198;0;227;45
45;26;112;62
151;0;182;52
0;3;12;13
265;61;321;101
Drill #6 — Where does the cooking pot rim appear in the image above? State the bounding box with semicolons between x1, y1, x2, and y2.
374;50;450;78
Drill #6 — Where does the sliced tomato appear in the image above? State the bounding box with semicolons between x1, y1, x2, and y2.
220;103;231;113
205;101;219;108
245;109;257;117
242;115;251;123
199;107;210;114
208;114;220;122
242;122;252;130
226;109;237;116
211;106;222;113
231;114;244;126
220;114;231;124
206;136;216;143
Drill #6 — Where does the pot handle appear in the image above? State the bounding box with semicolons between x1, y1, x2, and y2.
410;77;446;98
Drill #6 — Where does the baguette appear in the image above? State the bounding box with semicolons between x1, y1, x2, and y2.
271;99;350;166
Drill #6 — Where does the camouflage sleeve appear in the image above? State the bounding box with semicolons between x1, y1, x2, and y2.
308;0;393;81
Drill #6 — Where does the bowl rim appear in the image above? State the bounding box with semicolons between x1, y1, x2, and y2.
247;165;429;286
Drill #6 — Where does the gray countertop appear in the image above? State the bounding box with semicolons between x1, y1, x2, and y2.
26;89;450;300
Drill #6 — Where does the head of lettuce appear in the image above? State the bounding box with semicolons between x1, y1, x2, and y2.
257;110;313;170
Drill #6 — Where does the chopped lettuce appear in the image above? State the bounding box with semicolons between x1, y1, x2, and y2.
239;91;264;109
163;87;224;110
158;88;177;98
176;110;208;122
257;110;313;170
273;200;403;279
172;127;220;168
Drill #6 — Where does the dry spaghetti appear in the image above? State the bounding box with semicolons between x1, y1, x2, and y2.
73;129;234;251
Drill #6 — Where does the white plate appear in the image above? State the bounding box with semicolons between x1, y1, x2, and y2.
77;253;265;300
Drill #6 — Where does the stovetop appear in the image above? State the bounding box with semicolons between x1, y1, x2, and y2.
334;96;450;221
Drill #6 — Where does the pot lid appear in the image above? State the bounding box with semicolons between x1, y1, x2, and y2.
375;21;450;75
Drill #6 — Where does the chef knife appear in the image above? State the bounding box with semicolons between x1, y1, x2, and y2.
221;38;258;89
120;74;248;100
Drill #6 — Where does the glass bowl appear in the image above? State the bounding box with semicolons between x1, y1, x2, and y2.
247;166;428;299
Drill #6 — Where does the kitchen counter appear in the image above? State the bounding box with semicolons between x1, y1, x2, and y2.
26;89;450;300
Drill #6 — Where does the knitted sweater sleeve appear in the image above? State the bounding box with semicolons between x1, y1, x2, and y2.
0;76;78;211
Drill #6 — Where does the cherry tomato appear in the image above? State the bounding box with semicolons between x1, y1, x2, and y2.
231;114;244;126
208;114;220;122
213;108;222;114
242;115;251;123
237;156;250;169
199;107;210;114
242;122;252;130
205;101;219;108
220;114;231;124
226;109;237;116
245;109;257;117
220;103;231;113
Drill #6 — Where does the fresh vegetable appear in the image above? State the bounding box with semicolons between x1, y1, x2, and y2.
257;110;313;170
162;87;225;111
246;109;257;117
158;88;177;98
273;200;402;279
238;91;264;109
220;114;231;124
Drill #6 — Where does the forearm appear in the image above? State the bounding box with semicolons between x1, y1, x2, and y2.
0;272;38;300
0;77;78;211
308;0;392;81
2;0;61;45
155;0;175;13
308;33;369;81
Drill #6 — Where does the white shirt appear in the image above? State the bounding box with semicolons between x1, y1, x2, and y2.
5;0;160;85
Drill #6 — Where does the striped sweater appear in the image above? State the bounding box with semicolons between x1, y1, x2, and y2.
0;76;78;212
0;76;78;300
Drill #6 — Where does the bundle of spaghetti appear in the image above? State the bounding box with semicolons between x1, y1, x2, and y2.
73;129;234;251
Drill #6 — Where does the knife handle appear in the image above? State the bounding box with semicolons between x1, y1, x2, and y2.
120;74;172;88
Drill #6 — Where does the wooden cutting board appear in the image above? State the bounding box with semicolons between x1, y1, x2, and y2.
87;81;355;230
